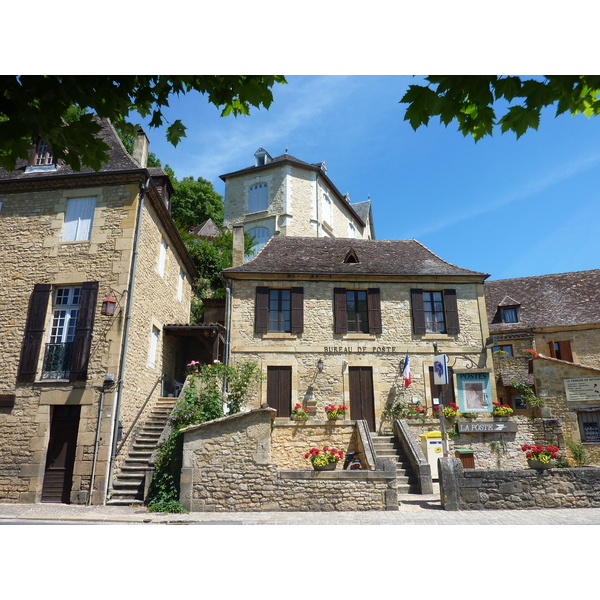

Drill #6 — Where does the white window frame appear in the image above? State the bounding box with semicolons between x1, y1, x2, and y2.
178;269;185;302
323;194;332;226
158;238;168;277
246;227;271;260
148;326;160;368
63;196;96;242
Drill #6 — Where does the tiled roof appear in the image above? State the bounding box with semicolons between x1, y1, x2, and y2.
191;218;221;239
0;117;141;181
485;269;600;331
223;236;489;278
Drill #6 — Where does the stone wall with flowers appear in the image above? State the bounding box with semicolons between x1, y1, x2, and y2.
388;416;565;471
440;457;600;510
179;407;397;512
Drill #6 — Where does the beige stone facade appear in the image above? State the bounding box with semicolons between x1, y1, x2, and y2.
0;122;196;504
221;150;374;259
223;237;494;432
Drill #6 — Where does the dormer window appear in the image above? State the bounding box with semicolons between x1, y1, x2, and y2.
35;139;53;166
344;249;359;264
494;295;521;324
254;147;272;167
26;138;57;173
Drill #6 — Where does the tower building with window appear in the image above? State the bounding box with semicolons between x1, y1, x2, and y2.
220;148;375;259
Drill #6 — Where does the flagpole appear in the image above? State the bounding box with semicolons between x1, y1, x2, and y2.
433;343;449;457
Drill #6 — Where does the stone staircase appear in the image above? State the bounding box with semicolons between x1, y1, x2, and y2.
370;433;419;495
107;397;176;505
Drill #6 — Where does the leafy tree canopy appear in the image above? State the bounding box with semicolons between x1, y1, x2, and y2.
0;75;286;171
170;175;224;231
401;75;600;140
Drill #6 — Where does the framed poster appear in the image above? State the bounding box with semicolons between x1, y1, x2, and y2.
456;372;492;413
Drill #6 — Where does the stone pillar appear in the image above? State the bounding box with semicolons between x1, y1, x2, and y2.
232;225;245;267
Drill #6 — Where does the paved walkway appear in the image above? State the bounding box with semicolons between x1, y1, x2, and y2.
2;486;600;524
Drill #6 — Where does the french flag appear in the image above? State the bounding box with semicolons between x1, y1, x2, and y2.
403;353;411;388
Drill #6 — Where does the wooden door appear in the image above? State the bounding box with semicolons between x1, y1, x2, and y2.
349;367;376;432
42;405;81;503
267;366;292;418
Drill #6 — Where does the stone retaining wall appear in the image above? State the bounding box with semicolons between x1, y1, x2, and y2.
179;407;397;512
439;457;600;510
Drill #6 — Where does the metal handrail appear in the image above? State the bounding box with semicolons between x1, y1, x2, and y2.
115;373;165;458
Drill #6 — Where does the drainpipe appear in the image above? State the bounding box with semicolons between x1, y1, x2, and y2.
88;387;105;505
103;177;149;504
224;280;232;368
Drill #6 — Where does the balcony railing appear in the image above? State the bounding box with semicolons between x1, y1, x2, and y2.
41;342;74;380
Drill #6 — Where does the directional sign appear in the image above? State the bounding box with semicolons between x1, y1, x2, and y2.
457;421;518;433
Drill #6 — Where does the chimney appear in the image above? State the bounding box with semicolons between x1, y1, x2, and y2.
232;226;245;267
132;129;149;168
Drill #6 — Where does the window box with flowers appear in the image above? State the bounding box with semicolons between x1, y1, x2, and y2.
291;403;312;421
443;402;460;419
492;402;514;420
522;443;559;469
324;404;348;420
304;446;345;470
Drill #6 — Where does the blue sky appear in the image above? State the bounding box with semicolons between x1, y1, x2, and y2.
134;75;600;282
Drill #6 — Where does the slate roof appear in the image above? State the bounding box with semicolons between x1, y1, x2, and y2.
0;117;143;181
223;236;489;278
191;218;221;239
485;269;600;332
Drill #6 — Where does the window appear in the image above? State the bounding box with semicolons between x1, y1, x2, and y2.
16;282;99;382
178;269;185;302
149;326;160;368
158;238;167;277
35;139;53;166
502;307;519;323
578;412;600;442
249;183;268;213
63;197;96;242
334;288;382;335
548;340;573;362
246;227;271;260
410;289;460;335
42;287;80;379
348;222;356;238
493;345;513;357
323;194;332;225
255;287;303;333
269;289;291;332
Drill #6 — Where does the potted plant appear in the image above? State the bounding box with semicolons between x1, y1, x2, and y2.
324;404;348;420
304;446;345;471
492;402;514;419
521;443;559;469
291;403;312;421
186;360;201;376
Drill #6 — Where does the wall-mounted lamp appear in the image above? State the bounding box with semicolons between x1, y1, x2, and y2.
101;294;117;316
101;288;124;316
317;358;324;373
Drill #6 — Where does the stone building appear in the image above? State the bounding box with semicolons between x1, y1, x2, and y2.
222;235;493;431
0;119;198;505
485;270;600;459
221;148;375;259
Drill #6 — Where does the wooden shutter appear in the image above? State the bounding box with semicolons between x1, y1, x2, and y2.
410;288;426;335
334;288;348;334
255;287;269;333
17;283;52;382
367;288;382;334
69;281;99;381
444;289;460;334
290;287;304;333
549;340;573;362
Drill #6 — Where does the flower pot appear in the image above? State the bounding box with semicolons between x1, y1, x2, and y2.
290;414;309;422
493;416;509;421
327;412;342;421
527;459;556;470
312;462;337;471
